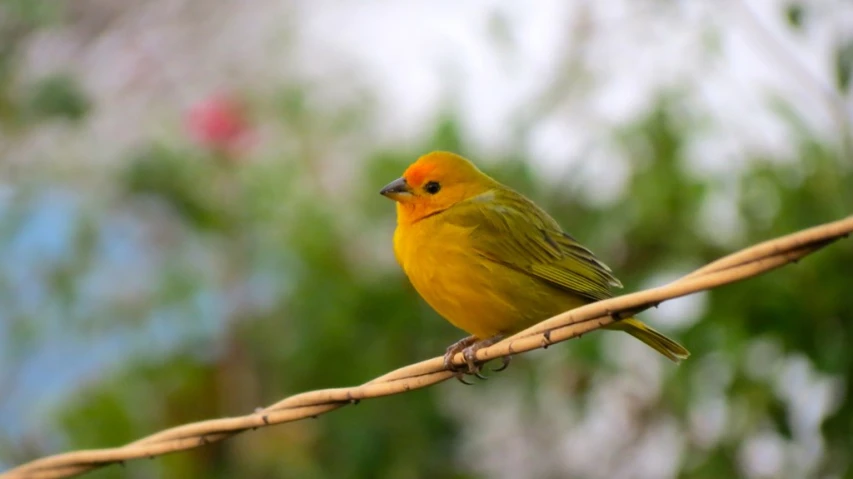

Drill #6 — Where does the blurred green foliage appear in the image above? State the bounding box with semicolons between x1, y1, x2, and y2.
0;1;76;130
26;74;91;123
835;39;853;92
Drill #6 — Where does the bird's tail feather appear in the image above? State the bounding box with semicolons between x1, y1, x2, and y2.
607;317;690;363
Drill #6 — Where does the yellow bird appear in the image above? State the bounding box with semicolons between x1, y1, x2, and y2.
380;151;689;378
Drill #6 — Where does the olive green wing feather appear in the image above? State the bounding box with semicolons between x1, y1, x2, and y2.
446;188;621;302
444;186;690;363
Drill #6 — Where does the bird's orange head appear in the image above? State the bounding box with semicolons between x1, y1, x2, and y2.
380;151;497;224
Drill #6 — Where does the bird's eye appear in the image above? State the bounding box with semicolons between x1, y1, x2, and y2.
424;181;441;195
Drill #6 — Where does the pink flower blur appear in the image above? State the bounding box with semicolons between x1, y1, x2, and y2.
186;93;253;157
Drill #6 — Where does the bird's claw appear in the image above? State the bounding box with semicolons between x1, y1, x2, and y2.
453;360;487;384
444;335;478;372
491;355;512;372
455;372;474;385
463;346;479;374
442;334;510;384
444;335;492;384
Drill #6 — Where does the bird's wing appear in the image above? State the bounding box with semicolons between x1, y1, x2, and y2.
446;188;622;302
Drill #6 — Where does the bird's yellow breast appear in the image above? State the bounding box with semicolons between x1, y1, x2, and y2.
394;215;585;339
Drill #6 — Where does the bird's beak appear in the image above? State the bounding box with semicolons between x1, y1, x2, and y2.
379;177;412;200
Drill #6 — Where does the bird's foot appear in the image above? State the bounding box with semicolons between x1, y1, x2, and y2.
444;336;478;371
444;335;512;384
444;334;512;386
461;334;506;375
444;336;479;384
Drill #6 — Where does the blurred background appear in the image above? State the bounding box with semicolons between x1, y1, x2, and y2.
1;0;852;478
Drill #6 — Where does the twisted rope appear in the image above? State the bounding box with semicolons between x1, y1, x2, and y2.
4;215;852;479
